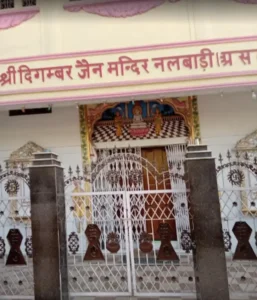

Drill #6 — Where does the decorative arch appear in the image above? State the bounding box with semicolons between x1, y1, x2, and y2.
86;97;193;143
234;128;257;154
91;151;184;192
0;141;44;223
87;98;192;133
0;8;40;30
6;141;46;168
63;0;180;18
79;96;201;168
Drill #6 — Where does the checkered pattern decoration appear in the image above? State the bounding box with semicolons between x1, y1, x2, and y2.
92;119;189;143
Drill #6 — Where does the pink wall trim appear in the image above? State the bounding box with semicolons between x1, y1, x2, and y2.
63;0;166;18
1;80;257;107
0;7;39;30
1;69;257;96
64;0;130;9
1;34;257;64
0;6;39;16
1;34;257;106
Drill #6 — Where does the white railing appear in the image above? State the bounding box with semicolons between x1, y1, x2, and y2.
219;187;257;297
65;188;194;297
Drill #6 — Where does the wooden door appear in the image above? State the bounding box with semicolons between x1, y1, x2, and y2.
141;147;177;241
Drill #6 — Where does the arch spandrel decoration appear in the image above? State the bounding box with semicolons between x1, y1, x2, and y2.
92;99;188;143
87;98;195;140
6;141;46;168
0;141;46;225
234;129;257;155
63;0;181;18
79;97;200;168
229;130;257;215
0;8;40;30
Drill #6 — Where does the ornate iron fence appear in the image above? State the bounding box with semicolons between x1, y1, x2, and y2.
64;147;195;297
0;147;256;298
217;151;257;297
0;162;33;298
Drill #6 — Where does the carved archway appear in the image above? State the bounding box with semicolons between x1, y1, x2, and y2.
5;141;46;168
91;151;184;192
234;128;257;155
79;96;201;169
87;98;192;142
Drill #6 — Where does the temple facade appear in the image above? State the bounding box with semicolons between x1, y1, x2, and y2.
0;0;257;299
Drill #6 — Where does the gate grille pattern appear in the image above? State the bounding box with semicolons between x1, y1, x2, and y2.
1;148;256;298
217;152;257;296
65;189;195;297
0;164;33;298
66;191;132;296
127;190;194;296
65;147;195;297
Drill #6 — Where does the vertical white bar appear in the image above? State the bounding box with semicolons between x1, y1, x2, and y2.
126;191;136;295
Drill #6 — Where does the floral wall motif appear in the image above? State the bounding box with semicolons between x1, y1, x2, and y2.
79;105;88;169
63;0;180;18
79;105;93;193
0;7;39;30
190;96;201;142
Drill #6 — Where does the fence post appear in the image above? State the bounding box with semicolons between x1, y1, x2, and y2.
184;145;230;300
29;152;69;300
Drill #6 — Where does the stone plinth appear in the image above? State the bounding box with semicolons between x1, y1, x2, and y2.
184;145;230;300
29;152;69;300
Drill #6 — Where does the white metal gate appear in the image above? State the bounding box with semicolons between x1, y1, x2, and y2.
65;191;132;296
126;189;193;297
65;188;194;297
217;151;257;298
0;164;33;299
65;145;195;297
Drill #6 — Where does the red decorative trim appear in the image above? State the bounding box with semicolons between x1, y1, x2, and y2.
1;79;257;107
1;34;257;106
1;34;257;64
0;7;39;30
1;69;257;96
63;0;179;18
